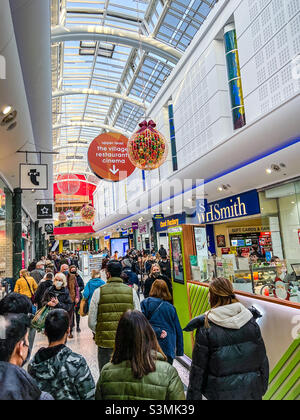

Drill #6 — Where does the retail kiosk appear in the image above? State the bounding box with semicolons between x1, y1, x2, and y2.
169;224;300;401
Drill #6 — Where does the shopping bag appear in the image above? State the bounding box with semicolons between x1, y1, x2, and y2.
31;306;51;332
79;298;89;317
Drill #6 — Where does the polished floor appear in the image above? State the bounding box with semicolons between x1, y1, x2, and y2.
29;307;190;393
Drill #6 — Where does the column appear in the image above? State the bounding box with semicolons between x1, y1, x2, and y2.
13;188;22;280
59;240;63;254
224;23;246;130
35;221;39;260
39;228;43;260
152;218;158;253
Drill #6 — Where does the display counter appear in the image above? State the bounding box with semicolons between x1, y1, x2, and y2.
168;225;300;401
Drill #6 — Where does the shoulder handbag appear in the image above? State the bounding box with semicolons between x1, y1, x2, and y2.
148;301;165;321
23;276;35;304
79;282;90;317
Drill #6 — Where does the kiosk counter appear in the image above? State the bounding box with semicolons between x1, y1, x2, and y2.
168;225;300;401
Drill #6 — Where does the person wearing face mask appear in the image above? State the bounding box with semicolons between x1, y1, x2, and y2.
69;266;84;333
0;313;54;400
42;273;73;321
143;263;173;300
28;310;95;400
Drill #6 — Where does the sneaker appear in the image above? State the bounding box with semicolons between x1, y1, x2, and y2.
76;327;81;333
68;333;74;339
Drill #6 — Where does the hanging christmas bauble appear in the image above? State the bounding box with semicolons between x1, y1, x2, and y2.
80;204;95;225
127;120;168;171
57;174;80;195
58;211;67;224
65;209;74;220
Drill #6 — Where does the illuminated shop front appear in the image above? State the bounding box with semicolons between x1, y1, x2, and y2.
0;177;13;281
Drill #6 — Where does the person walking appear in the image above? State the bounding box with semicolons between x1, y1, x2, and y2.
158;245;167;259
83;269;105;311
184;277;269;401
42;273;73;317
95;310;185;400
29;261;45;285
69;266;84;333
28;309;95;400
88;261;141;372
34;272;54;310
141;280;183;365
0;313;54;400
14;269;38;302
144;264;173;300
159;256;171;280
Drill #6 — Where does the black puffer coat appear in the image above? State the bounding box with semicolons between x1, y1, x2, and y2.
184;304;269;401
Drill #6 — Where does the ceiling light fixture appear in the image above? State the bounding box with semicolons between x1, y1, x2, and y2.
266;168;272;174
2;106;12;116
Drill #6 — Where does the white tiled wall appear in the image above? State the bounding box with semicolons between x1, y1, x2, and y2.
172;40;232;170
236;0;300;122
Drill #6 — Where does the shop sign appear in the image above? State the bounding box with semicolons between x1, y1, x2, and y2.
45;223;54;234
196;190;260;224
139;224;148;235
153;214;164;220
155;213;186;233
132;222;139;230
121;230;128;237
222;248;231;255
104;235;110;241
20;164;48;190
88;133;136;182
37;204;53;220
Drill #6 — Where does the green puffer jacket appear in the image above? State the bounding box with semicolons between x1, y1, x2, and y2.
95;278;134;348
96;353;186;400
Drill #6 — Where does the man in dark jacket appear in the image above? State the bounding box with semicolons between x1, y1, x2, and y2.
159;257;171;280
158;245;167;259
29;309;95;400
30;261;46;285
184;304;269;400
0;313;53;400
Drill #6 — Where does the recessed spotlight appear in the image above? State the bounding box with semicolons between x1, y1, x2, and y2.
217;186;223;192
2;106;12;116
266;168;272;174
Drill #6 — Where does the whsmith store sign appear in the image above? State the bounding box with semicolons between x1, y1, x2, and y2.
196;190;260;224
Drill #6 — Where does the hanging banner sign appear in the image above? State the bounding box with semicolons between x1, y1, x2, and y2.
20;164;48;190
37;204;53;220
45;223;54;234
88;133;136;182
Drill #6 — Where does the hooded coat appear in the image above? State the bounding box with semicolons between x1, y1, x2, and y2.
28;345;95;400
184;303;269;401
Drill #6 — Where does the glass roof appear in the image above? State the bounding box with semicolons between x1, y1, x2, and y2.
51;0;218;176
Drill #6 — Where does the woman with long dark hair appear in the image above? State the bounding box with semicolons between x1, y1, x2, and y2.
184;278;269;400
141;280;183;365
96;310;185;400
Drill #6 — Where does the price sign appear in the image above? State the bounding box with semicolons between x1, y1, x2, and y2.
88;133;136;182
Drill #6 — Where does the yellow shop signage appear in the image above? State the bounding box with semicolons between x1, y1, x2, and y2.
197;190;260;224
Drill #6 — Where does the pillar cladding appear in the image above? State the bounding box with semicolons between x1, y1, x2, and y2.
224;23;246;130
39;228;43;259
35;221;39;260
13;188;23;280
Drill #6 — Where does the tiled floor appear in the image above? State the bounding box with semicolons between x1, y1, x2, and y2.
29;311;190;390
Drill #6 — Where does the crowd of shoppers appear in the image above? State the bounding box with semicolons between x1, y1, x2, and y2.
0;246;270;400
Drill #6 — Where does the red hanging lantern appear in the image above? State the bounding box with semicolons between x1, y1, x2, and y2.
80;204;95;225
58;211;67;224
127;120;168;171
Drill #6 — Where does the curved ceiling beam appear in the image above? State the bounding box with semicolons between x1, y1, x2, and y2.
54;145;89;151
53;160;89;166
53;89;146;109
54;170;97;179
51;25;182;64
53;121;129;136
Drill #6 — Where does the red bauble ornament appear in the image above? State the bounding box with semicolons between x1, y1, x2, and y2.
58;211;67;224
127;120;168;170
80;204;95;225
